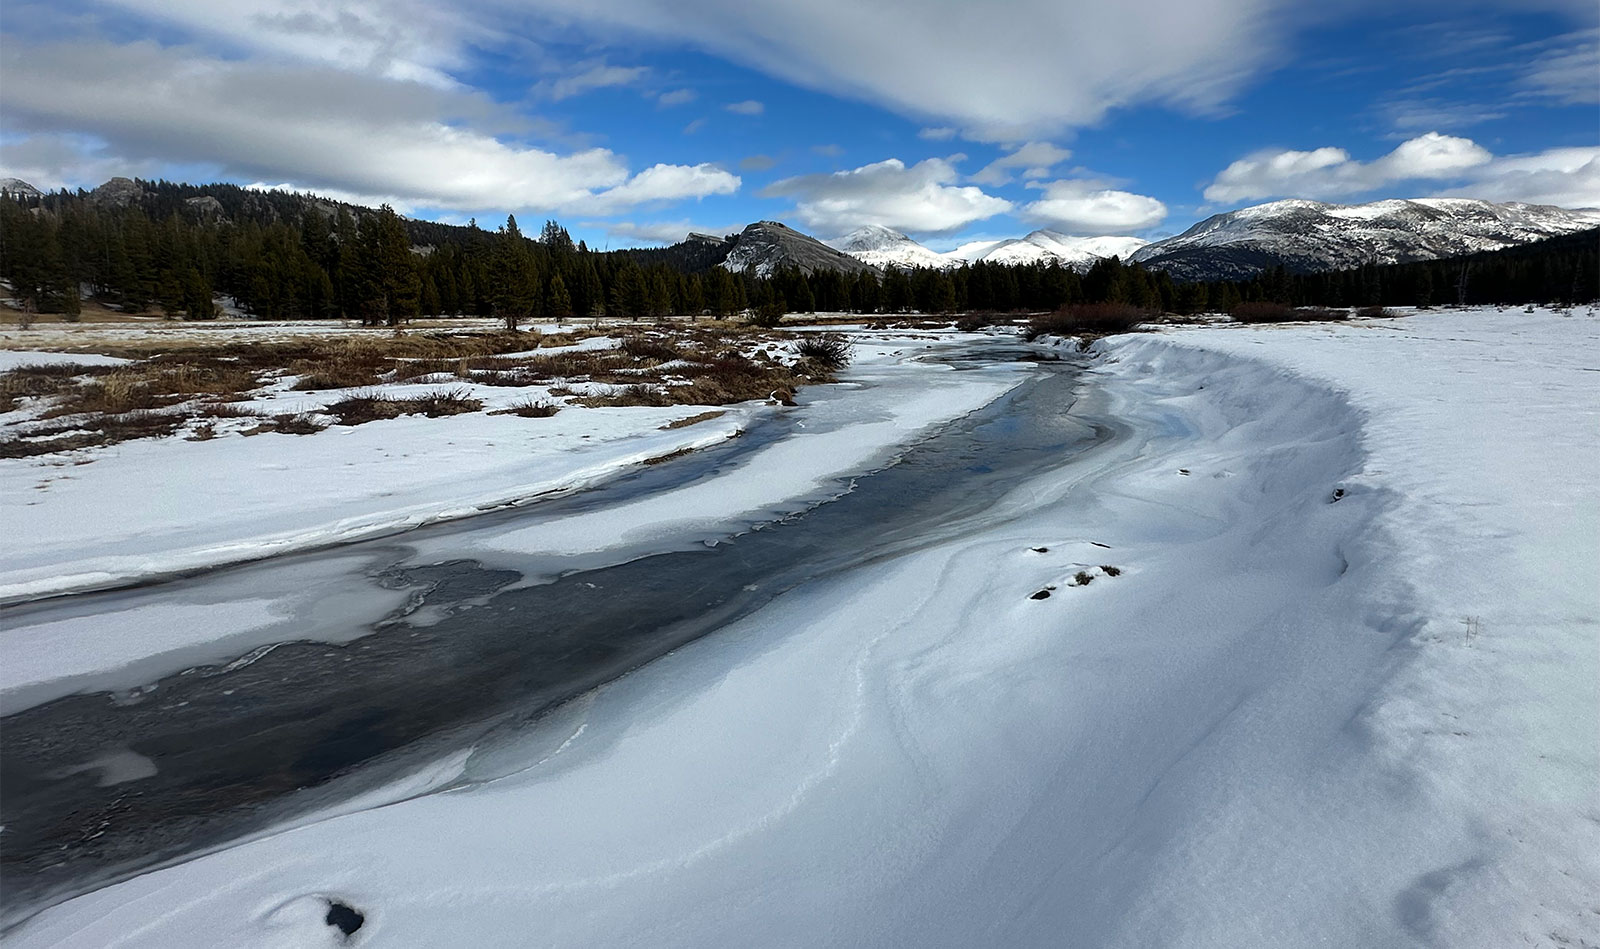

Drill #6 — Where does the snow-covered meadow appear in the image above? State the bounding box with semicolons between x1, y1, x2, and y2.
5;307;1597;947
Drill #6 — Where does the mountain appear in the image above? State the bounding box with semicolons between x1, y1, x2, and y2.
721;221;875;277
830;225;951;270
1133;197;1600;281
0;178;42;199
831;226;1150;272
961;230;1149;270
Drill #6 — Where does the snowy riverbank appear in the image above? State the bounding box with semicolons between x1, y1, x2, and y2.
0;329;1029;708
0;328;1022;605
9;307;1598;947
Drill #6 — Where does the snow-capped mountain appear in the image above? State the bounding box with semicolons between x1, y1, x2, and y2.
721;221;875;277
1133;197;1600;281
830;225;951;270
961;230;1150;270
832;226;1150;272
0;177;42;198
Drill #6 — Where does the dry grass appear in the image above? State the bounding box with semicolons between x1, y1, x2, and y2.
0;363;121;412
0;410;185;458
1025;304;1151;341
660;410;726;430
324;388;483;425
490;397;561;418
3;324;826;454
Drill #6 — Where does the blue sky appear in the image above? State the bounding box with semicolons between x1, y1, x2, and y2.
2;0;1595;249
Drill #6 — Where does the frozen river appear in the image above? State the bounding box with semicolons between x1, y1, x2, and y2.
1;341;1098;925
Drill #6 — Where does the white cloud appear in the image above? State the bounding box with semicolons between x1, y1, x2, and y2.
503;0;1284;138
1435;147;1600;208
1203;133;1600;209
0;40;737;217
587;219;740;245
1203;132;1493;202
918;127;957;141
1519;29;1600;105
761;157;1012;236
1020;180;1167;234
970;142;1072;186
100;0;481;87
545;62;648;100
570;163;739;214
658;88;697;106
724;99;764;115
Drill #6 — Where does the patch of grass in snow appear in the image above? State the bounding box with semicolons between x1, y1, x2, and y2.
660;410;726;430
0;363;120;412
490;397;561;418
324;388;483;425
0;410;184;458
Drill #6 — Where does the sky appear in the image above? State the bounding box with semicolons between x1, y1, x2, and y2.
0;0;1596;250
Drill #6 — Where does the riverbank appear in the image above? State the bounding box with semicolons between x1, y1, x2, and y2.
8;307;1596;948
0;327;1029;710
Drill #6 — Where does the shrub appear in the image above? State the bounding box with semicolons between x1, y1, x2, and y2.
1356;305;1397;319
621;336;683;363
1024;303;1149;341
1293;306;1349;322
271;413;327;435
497;398;560;418
792;333;853;371
1229;302;1296;323
324;388;482;425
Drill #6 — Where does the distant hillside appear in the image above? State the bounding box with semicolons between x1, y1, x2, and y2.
1134;197;1600;281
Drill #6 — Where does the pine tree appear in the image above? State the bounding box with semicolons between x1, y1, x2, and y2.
491;215;538;330
546;272;573;320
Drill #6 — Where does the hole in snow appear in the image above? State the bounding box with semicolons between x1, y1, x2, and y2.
325;900;364;937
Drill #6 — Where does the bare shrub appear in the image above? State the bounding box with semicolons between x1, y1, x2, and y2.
1356;305;1397;319
270;413;327;435
1025;303;1150;341
793;333;853;371
621;336;683;363
492;398;561;418
1229;302;1296;323
325;388;482;425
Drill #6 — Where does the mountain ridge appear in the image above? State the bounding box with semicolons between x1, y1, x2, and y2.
1132;197;1600;281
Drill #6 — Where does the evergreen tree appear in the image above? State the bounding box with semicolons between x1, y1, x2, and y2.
546;273;573;320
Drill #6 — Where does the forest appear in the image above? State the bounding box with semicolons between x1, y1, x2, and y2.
1;179;1594;324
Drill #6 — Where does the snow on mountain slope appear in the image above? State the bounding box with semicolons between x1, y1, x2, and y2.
943;238;1008;263
0;177;42;198
980;230;1149;267
831;227;1150;272
1133;197;1600;280
831;225;951;270
954;230;1149;270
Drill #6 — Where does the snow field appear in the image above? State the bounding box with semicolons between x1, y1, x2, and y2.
8;309;1595;947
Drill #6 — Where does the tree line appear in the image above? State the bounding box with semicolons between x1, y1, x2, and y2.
2;180;1593;324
